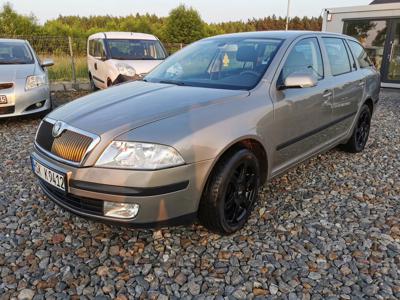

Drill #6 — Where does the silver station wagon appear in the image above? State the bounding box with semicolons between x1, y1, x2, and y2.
31;31;380;235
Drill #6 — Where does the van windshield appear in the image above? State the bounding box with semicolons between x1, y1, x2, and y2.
145;38;283;90
0;41;34;64
107;39;167;60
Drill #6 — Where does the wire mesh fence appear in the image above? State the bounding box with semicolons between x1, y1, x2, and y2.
0;35;186;83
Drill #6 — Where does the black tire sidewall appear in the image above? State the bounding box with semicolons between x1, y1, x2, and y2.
213;149;260;234
353;105;372;152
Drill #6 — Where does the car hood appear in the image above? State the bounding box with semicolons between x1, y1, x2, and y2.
49;81;249;138
109;59;163;75
0;64;36;82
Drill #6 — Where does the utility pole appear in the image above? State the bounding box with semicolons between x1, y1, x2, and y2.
285;0;291;31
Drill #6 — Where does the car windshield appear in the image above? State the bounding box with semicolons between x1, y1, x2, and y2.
107;39;167;60
145;38;283;90
0;41;34;64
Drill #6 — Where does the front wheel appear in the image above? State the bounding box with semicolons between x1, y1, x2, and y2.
89;74;99;91
198;149;260;235
341;104;372;153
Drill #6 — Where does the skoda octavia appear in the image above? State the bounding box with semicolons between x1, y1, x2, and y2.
31;31;380;234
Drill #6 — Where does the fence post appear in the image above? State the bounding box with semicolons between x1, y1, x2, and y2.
68;36;77;89
180;43;183;49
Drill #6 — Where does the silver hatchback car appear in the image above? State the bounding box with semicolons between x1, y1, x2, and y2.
0;39;53;118
31;31;380;234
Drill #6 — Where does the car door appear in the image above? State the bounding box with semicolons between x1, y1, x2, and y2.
270;37;334;174
320;37;364;138
91;39;108;88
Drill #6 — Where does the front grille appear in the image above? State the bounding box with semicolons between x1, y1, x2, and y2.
0;106;15;115
36;120;94;164
42;182;104;216
0;83;13;90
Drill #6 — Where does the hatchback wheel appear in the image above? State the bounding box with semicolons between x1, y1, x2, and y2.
341;104;371;153
199;148;260;235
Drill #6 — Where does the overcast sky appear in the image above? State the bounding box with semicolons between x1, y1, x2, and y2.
1;0;372;23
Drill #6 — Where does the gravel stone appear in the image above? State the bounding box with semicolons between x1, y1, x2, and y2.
0;90;399;299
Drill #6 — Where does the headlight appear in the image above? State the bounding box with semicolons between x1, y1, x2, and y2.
96;141;185;170
25;74;47;90
116;63;136;77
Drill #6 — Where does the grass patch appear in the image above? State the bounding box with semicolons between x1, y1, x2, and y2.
40;55;88;82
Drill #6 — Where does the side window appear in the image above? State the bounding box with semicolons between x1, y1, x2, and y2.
280;38;324;84
322;37;351;76
88;40;94;56
348;40;373;69
93;39;106;58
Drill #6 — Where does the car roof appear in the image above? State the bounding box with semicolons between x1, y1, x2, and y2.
0;38;28;44
88;32;159;41
205;30;355;42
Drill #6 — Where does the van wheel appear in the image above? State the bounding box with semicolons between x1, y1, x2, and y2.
198;149;260;235
89;74;98;91
107;78;113;87
341;104;371;153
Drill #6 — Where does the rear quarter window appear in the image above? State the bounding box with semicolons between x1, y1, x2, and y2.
348;40;374;69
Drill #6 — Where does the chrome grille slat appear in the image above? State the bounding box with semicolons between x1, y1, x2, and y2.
35;118;99;165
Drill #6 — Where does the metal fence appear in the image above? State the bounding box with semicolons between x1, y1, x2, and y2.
0;35;186;83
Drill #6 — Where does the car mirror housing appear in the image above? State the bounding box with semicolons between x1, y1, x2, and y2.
41;59;54;68
282;72;318;89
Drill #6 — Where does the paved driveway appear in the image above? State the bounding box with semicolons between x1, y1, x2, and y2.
0;89;399;299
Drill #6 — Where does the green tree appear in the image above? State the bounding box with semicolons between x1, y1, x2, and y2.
0;3;41;36
164;5;206;44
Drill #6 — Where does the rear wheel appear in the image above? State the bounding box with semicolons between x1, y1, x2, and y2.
198;149;260;235
341;104;371;153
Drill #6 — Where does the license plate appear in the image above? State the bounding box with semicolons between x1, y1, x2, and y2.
32;159;66;192
0;95;7;104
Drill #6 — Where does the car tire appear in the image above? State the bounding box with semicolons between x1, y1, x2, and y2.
198;148;260;235
89;74;99;91
340;104;372;153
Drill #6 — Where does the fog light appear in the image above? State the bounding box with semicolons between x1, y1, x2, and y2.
35;102;43;108
104;202;139;219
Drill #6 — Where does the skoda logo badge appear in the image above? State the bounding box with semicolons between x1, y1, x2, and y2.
52;121;66;138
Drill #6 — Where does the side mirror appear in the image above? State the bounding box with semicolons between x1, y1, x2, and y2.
41;59;54;68
282;72;318;89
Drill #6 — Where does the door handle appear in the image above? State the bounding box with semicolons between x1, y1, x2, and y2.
323;90;333;98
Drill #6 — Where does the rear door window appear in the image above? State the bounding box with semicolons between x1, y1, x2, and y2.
322;37;352;76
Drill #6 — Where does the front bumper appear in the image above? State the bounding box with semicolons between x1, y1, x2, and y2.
0;84;51;118
31;149;214;227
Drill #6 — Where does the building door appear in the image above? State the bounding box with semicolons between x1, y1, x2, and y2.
383;19;400;84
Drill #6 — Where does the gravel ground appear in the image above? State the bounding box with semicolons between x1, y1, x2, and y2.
0;90;399;300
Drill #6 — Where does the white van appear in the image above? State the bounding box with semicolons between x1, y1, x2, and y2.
87;32;167;89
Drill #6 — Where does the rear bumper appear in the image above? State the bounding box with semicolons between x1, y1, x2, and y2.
31;149;214;227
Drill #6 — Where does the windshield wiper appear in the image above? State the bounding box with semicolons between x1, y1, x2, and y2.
159;80;187;86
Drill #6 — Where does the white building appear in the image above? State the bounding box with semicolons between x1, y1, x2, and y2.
323;0;400;88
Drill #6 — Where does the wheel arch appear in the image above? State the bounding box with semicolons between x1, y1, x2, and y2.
364;97;374;113
202;136;269;194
